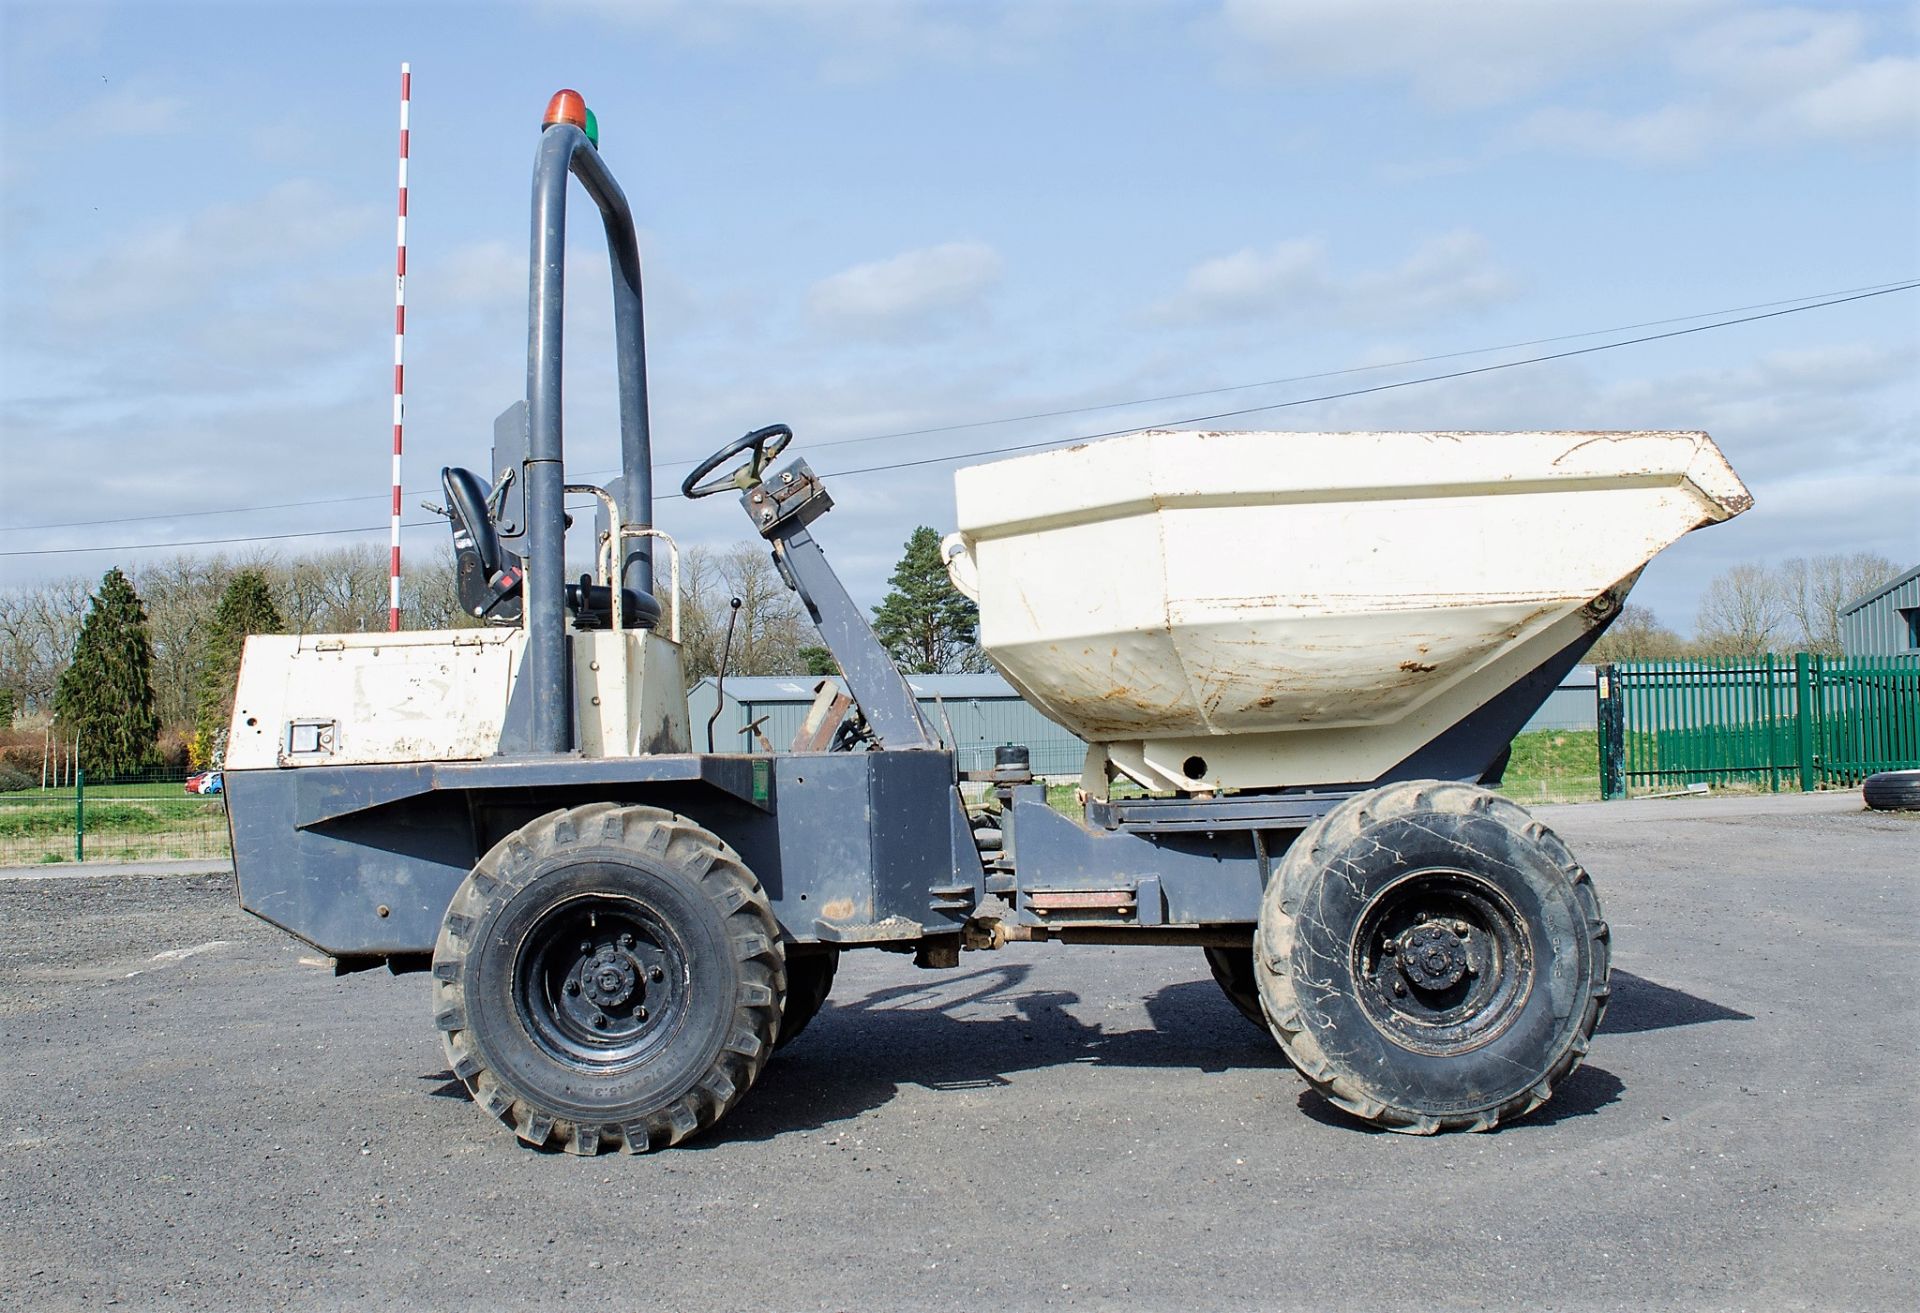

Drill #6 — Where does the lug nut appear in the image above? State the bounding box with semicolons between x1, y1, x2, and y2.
579;941;592;954
592;1013;608;1028
618;933;634;950
564;980;581;996
635;1006;648;1020
1380;941;1397;956
1414;911;1428;924
1392;980;1408;997
1453;920;1471;936
649;966;664;982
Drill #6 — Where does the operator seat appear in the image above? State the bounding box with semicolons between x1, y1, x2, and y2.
440;466;661;630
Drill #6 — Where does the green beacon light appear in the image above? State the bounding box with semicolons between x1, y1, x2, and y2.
583;107;599;149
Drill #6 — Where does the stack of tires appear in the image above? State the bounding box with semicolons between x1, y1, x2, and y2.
1862;771;1920;811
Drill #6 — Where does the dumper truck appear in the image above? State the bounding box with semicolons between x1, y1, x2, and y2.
223;89;1752;1152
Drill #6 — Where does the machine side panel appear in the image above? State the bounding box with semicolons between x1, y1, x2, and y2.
869;749;975;931
229;750;968;959
227;767;478;958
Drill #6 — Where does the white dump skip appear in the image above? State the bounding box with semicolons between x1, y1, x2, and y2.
944;430;1750;793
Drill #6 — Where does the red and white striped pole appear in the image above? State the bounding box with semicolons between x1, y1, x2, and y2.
389;62;410;632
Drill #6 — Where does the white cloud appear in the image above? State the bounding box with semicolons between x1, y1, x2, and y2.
436;240;525;310
1216;1;1916;161
808;240;1002;335
1514;7;1917;161
1777;54;1919;142
69;83;189;139
1160;230;1515;326
42;179;379;327
1214;0;1705;110
553;0;1068;79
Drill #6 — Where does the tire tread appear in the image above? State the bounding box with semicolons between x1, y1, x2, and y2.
429;802;783;1155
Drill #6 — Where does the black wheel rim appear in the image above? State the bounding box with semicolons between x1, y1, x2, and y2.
514;892;690;1072
1351;868;1534;1055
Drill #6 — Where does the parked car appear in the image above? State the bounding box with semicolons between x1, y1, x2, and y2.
184;771;223;796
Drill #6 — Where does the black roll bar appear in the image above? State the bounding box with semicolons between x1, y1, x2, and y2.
523;122;655;754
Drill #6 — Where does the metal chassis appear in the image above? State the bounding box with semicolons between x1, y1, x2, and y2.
225;113;1616;972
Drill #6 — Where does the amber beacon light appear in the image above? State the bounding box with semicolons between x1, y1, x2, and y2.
542;88;587;130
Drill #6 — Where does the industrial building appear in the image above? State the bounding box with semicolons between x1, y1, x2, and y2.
689;666;1602;779
1840;565;1920;658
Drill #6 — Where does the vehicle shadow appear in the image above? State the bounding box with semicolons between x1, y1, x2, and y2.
1293;1061;1626;1134
1600;969;1753;1034
419;964;1717;1145
705;965;1288;1146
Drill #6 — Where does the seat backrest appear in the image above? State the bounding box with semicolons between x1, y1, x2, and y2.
442;467;502;576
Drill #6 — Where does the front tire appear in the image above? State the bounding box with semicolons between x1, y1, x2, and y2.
1255;781;1609;1133
431;803;784;1154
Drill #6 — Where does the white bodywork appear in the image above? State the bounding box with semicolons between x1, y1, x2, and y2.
226;627;690;770
944;429;1750;793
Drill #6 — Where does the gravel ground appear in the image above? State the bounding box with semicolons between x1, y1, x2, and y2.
1;791;1914;1312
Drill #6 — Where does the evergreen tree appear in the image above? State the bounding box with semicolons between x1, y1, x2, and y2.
798;645;838;676
193;569;283;766
871;526;981;674
53;567;161;778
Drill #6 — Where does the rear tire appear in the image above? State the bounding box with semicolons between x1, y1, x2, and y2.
777;947;839;1049
1255;781;1609;1133
431;803;784;1154
1862;770;1920;811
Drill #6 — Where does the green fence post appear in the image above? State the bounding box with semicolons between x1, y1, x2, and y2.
74;768;85;862
1597;664;1626;800
1766;653;1779;792
1794;652;1815;792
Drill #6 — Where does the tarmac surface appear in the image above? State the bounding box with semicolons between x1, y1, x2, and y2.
1;791;1914;1311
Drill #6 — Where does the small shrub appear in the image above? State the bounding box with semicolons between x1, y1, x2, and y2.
155;726;193;771
0;762;33;792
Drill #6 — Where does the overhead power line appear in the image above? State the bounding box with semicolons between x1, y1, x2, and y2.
6;276;1913;537
813;278;1920;481
3;277;1913;560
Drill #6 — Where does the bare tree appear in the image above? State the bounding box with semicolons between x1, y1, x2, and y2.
0;575;92;716
675;543;817;684
278;545;390;634
1695;563;1792;657
1776;553;1901;655
1587;603;1687;662
137;554;235;725
403;546;482;631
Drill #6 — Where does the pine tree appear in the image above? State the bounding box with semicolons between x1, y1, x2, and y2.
871;526;981;674
53;567;161;779
192;569;283;766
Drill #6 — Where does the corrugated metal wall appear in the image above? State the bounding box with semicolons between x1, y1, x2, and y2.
686;676;1086;773
689;666;1600;776
1525;665;1598;732
1841;568;1920;658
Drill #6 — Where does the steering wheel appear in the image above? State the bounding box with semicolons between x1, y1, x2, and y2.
681;423;794;499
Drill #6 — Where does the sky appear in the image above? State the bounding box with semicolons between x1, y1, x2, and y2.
1;0;1915;631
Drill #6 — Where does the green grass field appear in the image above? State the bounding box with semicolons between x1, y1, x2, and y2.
3;728;1608;866
1041;728;1606;816
0;783;229;865
1497;728;1604;804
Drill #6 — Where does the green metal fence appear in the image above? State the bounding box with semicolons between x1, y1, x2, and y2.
1599;655;1920;798
0;767;231;868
